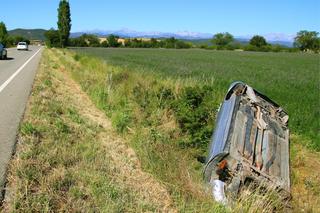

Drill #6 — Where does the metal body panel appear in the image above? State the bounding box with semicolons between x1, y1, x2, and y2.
204;82;290;201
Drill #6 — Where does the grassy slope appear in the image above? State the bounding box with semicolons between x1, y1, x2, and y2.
8;29;47;40
4;48;319;212
71;48;319;151
52;49;226;212
3;49;178;212
67;48;319;211
68;48;319;211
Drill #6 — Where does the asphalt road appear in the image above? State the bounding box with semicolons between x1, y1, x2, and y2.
0;45;42;200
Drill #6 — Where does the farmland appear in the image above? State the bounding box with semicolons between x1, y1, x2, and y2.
66;48;319;211
5;48;319;212
71;48;319;150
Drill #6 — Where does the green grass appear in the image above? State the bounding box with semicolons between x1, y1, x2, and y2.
52;47;300;212
71;47;319;150
4;50;166;212
54;50;224;212
8;46;317;212
5;47;319;212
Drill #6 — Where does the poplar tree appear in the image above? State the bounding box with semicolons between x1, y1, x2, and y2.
57;0;71;48
0;22;8;45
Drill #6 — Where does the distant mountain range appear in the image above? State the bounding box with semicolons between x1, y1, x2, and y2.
8;28;47;40
70;28;213;40
71;28;294;46
7;28;294;46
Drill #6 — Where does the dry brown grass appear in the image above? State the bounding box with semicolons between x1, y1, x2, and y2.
3;48;177;212
290;135;320;212
5;47;319;212
57;48;320;212
49;48;225;212
54;56;175;211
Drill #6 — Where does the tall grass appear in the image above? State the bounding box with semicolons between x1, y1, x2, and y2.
52;48;301;211
50;49;226;211
71;48;320;151
4;50;166;212
5;48;319;212
67;48;320;211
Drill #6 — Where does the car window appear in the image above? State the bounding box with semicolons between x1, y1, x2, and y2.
18;42;26;45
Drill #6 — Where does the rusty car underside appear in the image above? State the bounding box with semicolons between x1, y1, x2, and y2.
204;82;290;204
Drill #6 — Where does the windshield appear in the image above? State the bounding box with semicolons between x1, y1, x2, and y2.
18;42;26;45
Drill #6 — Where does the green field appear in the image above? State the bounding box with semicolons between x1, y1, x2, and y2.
71;48;319;150
9;48;317;212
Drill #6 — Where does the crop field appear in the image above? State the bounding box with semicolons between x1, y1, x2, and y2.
71;48;319;150
7;48;318;212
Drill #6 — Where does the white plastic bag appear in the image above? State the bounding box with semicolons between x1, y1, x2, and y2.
210;179;227;205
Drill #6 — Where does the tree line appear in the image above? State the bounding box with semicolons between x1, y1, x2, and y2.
44;0;71;48
205;31;320;52
2;0;319;53
43;0;191;50
67;34;192;49
45;1;320;53
65;31;319;53
0;0;71;48
0;22;30;46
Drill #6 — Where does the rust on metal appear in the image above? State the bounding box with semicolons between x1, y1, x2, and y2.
203;82;290;204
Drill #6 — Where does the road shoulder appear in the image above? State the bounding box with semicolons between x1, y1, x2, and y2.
2;49;175;212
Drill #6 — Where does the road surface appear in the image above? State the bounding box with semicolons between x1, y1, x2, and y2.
0;45;42;200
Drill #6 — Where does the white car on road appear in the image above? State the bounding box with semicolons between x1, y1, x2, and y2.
17;42;28;51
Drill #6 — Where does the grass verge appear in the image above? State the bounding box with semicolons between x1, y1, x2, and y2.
72;48;320;151
67;48;320;212
4;48;319;212
3;49;176;212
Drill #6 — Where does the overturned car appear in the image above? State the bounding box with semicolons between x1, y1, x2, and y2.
204;82;290;204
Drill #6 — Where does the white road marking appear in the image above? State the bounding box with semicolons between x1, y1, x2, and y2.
0;48;42;93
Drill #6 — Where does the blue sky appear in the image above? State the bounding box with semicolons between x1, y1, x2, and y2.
0;0;319;35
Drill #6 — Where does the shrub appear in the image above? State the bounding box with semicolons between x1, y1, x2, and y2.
112;110;132;133
45;28;61;48
249;35;267;47
172;86;216;149
211;32;234;47
73;54;81;61
271;44;282;52
156;87;175;108
200;44;208;49
132;83;151;110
